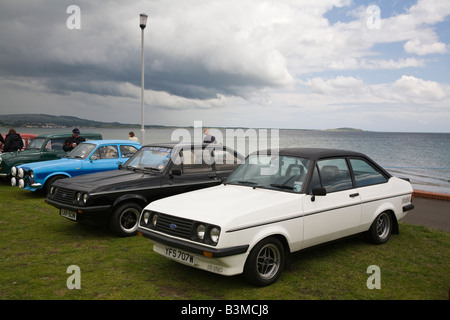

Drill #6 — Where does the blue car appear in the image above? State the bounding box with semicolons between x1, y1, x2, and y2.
11;140;141;193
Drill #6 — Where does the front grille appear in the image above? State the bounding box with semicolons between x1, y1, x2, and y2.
155;213;194;240
54;188;76;205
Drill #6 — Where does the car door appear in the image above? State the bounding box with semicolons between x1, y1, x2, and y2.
83;145;122;173
348;157;390;229
161;147;219;197
301;157;362;249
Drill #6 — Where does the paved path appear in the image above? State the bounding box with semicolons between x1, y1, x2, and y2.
402;197;450;232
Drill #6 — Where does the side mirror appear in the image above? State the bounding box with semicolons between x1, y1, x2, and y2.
170;169;182;177
118;164;123;169
311;187;326;202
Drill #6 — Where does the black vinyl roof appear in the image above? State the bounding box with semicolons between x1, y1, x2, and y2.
258;147;366;160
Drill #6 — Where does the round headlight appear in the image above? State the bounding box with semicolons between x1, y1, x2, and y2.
210;227;220;243
76;192;82;202
197;224;206;240
143;211;150;225
18;179;25;188
50;186;55;194
29;171;34;179
11;166;17;176
11;177;17;186
18;168;24;178
82;194;88;203
152;214;158;227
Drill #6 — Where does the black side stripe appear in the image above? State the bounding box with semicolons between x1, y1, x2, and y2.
225;192;412;233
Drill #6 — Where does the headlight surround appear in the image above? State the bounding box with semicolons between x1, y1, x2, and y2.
75;192;89;204
140;211;158;228
192;222;221;245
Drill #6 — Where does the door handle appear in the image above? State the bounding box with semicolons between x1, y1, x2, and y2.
349;193;359;198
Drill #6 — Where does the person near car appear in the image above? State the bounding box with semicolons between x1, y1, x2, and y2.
3;128;24;152
63;128;86;151
128;131;139;142
203;128;216;143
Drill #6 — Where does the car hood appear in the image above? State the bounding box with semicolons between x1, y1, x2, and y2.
147;184;304;229
1;149;41;162
52;169;160;193
19;158;80;171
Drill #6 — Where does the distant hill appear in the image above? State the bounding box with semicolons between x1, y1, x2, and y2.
0;114;363;131
0;114;142;129
325;127;363;132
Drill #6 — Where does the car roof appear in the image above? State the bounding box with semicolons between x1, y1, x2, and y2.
144;142;231;149
257;147;367;160
34;132;102;139
81;139;141;145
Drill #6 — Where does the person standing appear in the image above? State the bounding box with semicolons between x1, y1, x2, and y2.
3;128;24;152
203;128;216;143
63;128;85;151
128;131;139;142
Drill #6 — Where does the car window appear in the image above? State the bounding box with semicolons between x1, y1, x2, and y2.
120;145;139;158
227;155;310;192
349;158;388;187
45;139;65;150
92;145;119;159
26;138;45;150
181;149;213;173
316;158;353;193
214;149;241;171
68;143;96;159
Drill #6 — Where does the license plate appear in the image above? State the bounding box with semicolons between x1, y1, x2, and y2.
60;209;77;220
164;246;195;265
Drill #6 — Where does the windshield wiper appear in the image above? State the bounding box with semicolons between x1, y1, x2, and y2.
236;180;258;185
270;183;294;190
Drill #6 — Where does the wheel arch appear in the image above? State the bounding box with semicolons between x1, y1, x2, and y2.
43;173;70;192
112;193;148;209
247;230;292;271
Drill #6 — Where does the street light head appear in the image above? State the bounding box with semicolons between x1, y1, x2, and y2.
140;13;148;29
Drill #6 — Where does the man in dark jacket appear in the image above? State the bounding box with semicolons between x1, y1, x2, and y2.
63;128;86;151
4;128;24;152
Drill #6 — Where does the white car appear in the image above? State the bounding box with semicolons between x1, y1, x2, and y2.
138;148;415;286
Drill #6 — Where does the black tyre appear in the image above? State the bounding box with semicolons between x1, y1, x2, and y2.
110;202;142;237
243;237;285;287
367;211;393;244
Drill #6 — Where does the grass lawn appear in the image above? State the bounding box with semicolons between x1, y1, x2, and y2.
0;180;449;300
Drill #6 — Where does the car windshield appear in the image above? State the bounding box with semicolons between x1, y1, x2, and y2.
67;143;96;159
123;146;172;171
226;154;310;193
26;138;46;150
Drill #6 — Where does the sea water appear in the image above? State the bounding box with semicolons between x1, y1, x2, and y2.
2;126;449;194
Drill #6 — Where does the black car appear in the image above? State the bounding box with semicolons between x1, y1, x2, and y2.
45;143;243;236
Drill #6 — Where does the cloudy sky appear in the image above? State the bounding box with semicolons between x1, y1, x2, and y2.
0;0;449;132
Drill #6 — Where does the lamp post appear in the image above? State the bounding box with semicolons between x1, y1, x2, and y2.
140;13;148;145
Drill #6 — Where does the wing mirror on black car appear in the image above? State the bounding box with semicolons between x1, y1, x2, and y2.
170;169;182;177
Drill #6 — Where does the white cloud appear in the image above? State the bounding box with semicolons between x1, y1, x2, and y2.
0;0;449;132
404;39;447;55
